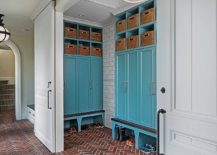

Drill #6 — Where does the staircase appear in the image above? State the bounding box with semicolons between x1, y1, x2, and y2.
0;80;15;111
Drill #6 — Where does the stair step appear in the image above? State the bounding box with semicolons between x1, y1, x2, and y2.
0;99;15;105
0;94;15;100
0;89;15;94
0;80;9;85
0;84;15;90
0;104;15;111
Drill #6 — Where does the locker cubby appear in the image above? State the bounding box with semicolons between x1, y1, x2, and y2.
92;43;102;48
64;20;103;57
113;0;157;151
64;39;77;45
127;28;139;38
127;8;139;30
64;22;77;29
115;13;127;33
91;28;102;43
139;0;155;12
91;43;102;57
78;40;90;47
64;21;104;132
91;27;102;32
78;25;90;31
115;32;126;40
126;7;139;18
115;0;156;51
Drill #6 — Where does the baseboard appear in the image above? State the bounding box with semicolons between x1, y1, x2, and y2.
22;113;27;119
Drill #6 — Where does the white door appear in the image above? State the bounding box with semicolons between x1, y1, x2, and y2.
34;1;56;153
157;0;217;155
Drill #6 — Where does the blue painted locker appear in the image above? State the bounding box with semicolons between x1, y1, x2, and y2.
115;47;156;128
127;51;139;124
64;55;78;115
77;56;91;113
139;48;156;129
90;57;103;111
116;53;127;120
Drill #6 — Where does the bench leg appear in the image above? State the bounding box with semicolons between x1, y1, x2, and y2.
134;130;140;149
101;113;105;125
77;117;82;132
112;122;116;139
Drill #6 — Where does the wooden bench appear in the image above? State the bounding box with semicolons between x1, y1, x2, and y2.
64;110;105;132
111;118;156;149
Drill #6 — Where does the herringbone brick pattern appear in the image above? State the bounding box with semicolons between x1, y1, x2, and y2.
0;110;52;155
0;110;150;155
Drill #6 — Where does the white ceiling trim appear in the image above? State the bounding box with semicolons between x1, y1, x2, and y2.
112;1;145;15
56;0;80;12
64;16;103;28
86;0;116;9
31;0;52;20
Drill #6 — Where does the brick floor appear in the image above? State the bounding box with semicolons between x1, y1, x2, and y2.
0;110;151;155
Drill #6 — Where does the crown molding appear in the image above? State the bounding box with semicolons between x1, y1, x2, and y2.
64;16;103;28
86;0;116;9
112;1;145;16
31;0;52;20
56;0;80;12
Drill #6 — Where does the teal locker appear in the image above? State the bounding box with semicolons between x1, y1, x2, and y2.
139;48;156;129
64;56;77;115
90;57;103;111
127;51;139;124
77;57;91;113
115;47;156;128
116;53;127;120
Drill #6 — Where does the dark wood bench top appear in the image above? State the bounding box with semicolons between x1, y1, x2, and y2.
111;118;156;134
64;110;105;118
27;104;35;110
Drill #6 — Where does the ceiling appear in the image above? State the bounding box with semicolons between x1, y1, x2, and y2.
0;0;43;35
64;0;129;25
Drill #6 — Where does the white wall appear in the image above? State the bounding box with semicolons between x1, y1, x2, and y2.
103;23;115;128
0;49;15;84
10;33;34;118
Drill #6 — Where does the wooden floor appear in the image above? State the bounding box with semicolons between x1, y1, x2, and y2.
0;110;149;155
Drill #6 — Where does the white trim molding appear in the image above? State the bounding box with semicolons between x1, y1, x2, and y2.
56;0;80;12
0;40;22;120
112;1;145;16
31;0;52;20
64;16;103;28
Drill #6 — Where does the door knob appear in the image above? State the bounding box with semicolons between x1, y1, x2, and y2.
160;87;166;94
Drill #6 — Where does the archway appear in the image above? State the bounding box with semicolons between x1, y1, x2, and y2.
0;40;21;120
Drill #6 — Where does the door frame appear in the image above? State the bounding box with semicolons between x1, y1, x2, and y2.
0;40;22;120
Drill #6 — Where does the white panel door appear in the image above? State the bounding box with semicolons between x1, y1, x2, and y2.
157;0;217;155
34;1;55;153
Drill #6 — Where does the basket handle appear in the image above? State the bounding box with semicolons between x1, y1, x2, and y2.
129;16;135;20
69;29;75;32
130;37;135;41
118;21;123;25
144;11;150;15
81;31;87;34
144;33;150;37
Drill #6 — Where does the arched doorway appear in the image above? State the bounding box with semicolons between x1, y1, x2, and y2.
0;40;21;120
